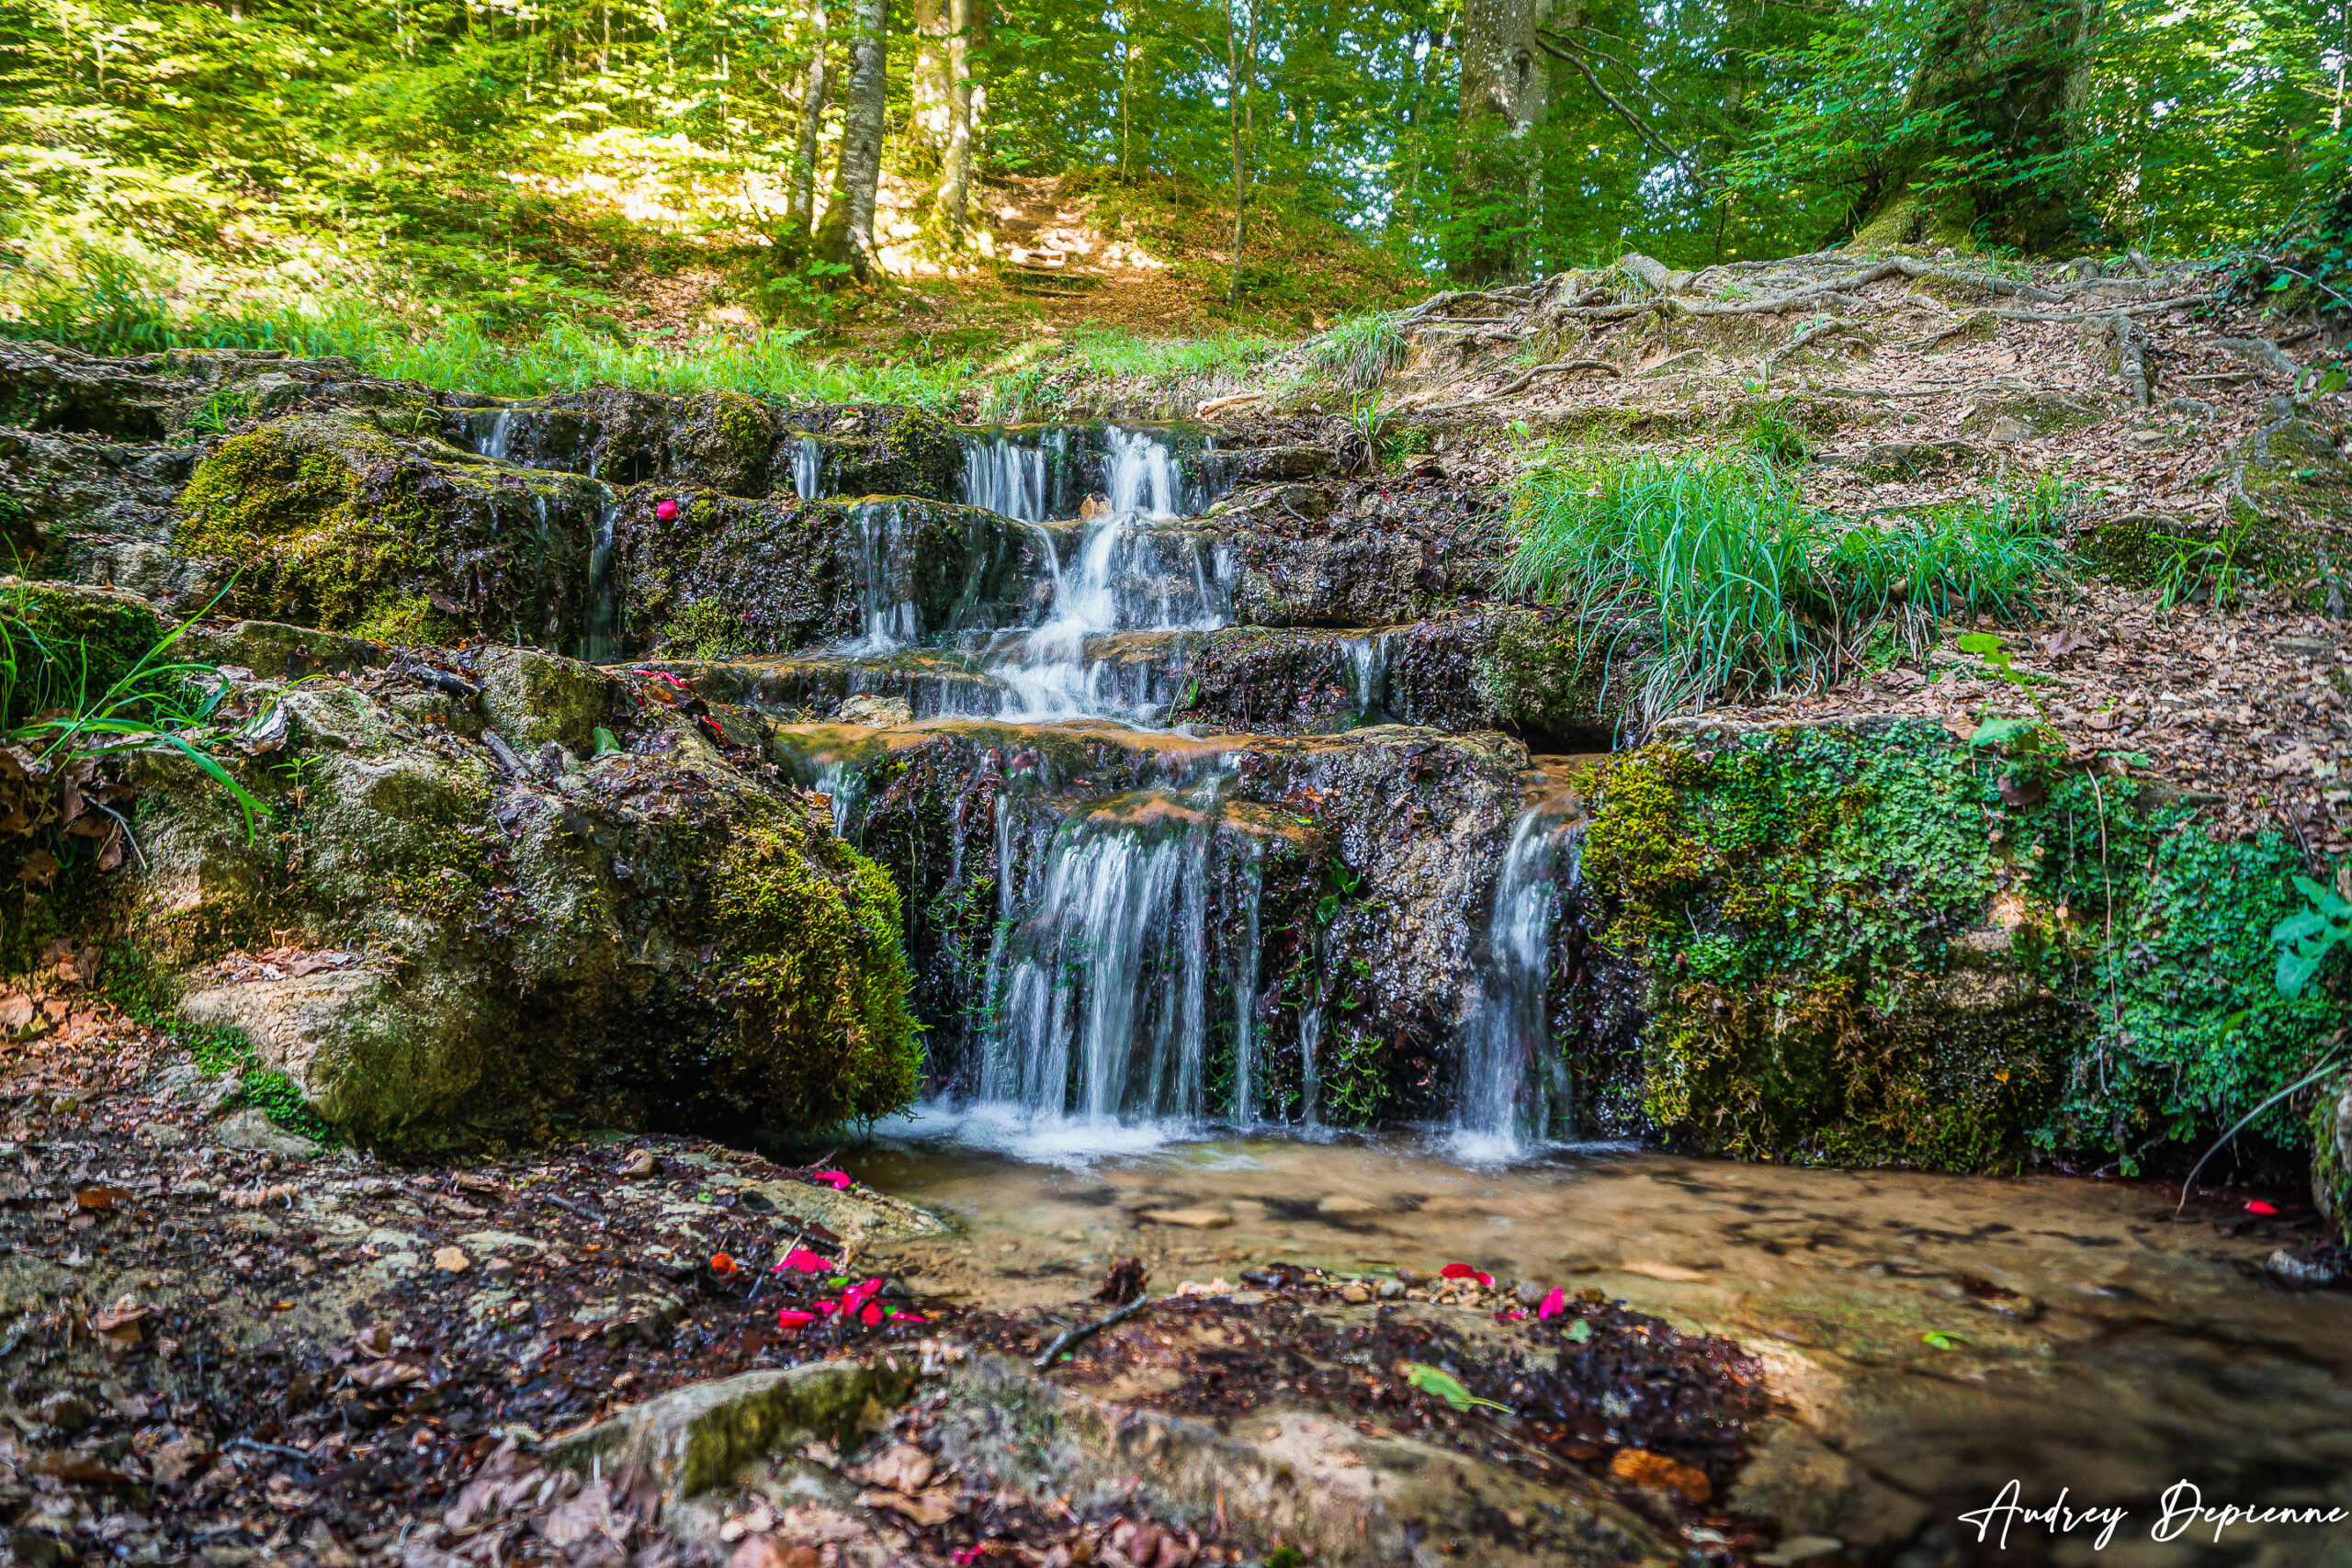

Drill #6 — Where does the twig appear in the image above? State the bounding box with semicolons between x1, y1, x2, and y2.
2177;1052;2346;1215
1032;1293;1152;1370
229;1437;318;1467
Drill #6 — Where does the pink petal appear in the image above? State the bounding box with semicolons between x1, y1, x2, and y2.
775;1310;819;1328
778;1248;831;1273
860;1303;884;1326
1538;1287;1566;1320
2246;1200;2281;1215
1439;1262;1475;1280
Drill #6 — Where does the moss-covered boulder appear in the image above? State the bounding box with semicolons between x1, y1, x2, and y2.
175;412;608;646
2079;403;2346;593
1576;717;2335;1171
54;617;926;1150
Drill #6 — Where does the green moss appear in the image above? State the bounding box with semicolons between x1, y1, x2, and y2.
1475;613;1625;736
1580;721;2343;1171
706;800;922;1130
662;599;752;660
176;416;445;637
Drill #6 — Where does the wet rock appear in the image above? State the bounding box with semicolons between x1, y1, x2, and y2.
2265;1247;2345;1287
209;1107;324;1158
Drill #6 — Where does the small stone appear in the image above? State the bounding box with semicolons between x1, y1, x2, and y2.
1056;1230;1087;1244
1755;1537;1848;1567
1376;1280;1403;1300
1515;1280;1546;1307
1339;1284;1371;1304
617;1149;657;1178
433;1247;470;1274
34;1393;95;1435
212;1108;322;1159
132;1123;187;1150
2267;1247;2345;1287
1316;1195;1376;1215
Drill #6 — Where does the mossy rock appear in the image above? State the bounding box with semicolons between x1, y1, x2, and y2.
114;638;923;1151
814;408;965;500
1579;717;2335;1172
0;579;169;730
175;412;607;648
1473;609;1644;740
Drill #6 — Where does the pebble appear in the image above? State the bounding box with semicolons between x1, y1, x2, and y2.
1376;1279;1403;1300
1138;1207;1234;1230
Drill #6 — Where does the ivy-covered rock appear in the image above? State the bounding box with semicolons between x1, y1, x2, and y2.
1575;717;2337;1170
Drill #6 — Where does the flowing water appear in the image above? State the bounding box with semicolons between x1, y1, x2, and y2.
851;1134;2352;1568
1451;801;1585;1159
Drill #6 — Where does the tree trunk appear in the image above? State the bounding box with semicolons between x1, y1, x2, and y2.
813;0;888;279
937;0;978;231
1225;0;1259;305
1849;0;2101;254
783;0;830;250
1451;0;1548;282
909;0;949;170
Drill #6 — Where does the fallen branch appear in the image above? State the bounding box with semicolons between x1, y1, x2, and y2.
1197;391;1267;418
1033;1292;1152;1370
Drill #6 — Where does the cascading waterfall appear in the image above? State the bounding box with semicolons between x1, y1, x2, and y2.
793;437;823;502
960;429;1069;524
977;779;1230;1129
1102;425;1185;518
1452;807;1585;1158
842;502;922;654
1345;633;1391;725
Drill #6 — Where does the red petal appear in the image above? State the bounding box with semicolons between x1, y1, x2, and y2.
860;1303;884;1326
1440;1262;1475;1280
2245;1200;2281;1215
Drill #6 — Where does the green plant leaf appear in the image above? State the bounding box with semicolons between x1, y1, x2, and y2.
1400;1361;1511;1413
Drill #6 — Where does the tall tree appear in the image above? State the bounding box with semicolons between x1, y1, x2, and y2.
936;0;980;231
1225;0;1261;303
1847;0;2103;250
784;0;831;254
1453;0;1549;280
909;0;951;167
813;0;889;277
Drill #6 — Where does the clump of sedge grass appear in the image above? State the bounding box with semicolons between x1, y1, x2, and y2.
1303;311;1407;390
1503;448;2063;726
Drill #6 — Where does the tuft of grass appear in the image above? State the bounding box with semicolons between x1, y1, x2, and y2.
1503;448;2063;725
1303;311;1407;390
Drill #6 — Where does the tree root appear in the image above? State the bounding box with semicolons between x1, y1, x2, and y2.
1415;360;1621;412
1768;320;1871;367
2111;314;2153;408
1033;1293;1153;1370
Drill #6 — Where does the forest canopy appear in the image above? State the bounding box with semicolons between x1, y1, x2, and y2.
1;0;2347;329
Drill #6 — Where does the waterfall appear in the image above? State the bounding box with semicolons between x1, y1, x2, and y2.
793;436;823;501
1229;849;1263;1124
842;502;921;654
984;515;1227;720
1345;632;1390;725
477;410;514;463
977;781;1227;1130
960;429;1069;523
1102;426;1183;517
1452;808;1584;1158
582;491;620;663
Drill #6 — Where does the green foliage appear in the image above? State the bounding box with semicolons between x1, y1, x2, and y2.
2276;872;2352;1000
186;1022;336;1145
1503;448;2060;723
1581;723;2347;1170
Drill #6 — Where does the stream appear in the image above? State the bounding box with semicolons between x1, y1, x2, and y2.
852;1134;2352;1567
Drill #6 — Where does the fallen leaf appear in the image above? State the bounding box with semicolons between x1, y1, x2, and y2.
348;1359;427;1391
618;1149;657;1178
859;1487;960;1528
74;1186;131;1212
865;1444;935;1494
1921;1330;1970;1350
1608;1448;1713;1504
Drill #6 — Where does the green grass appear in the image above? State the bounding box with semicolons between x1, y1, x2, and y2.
1504;448;2064;723
0;251;975;407
1061;323;1284;378
1303;311;1407;390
